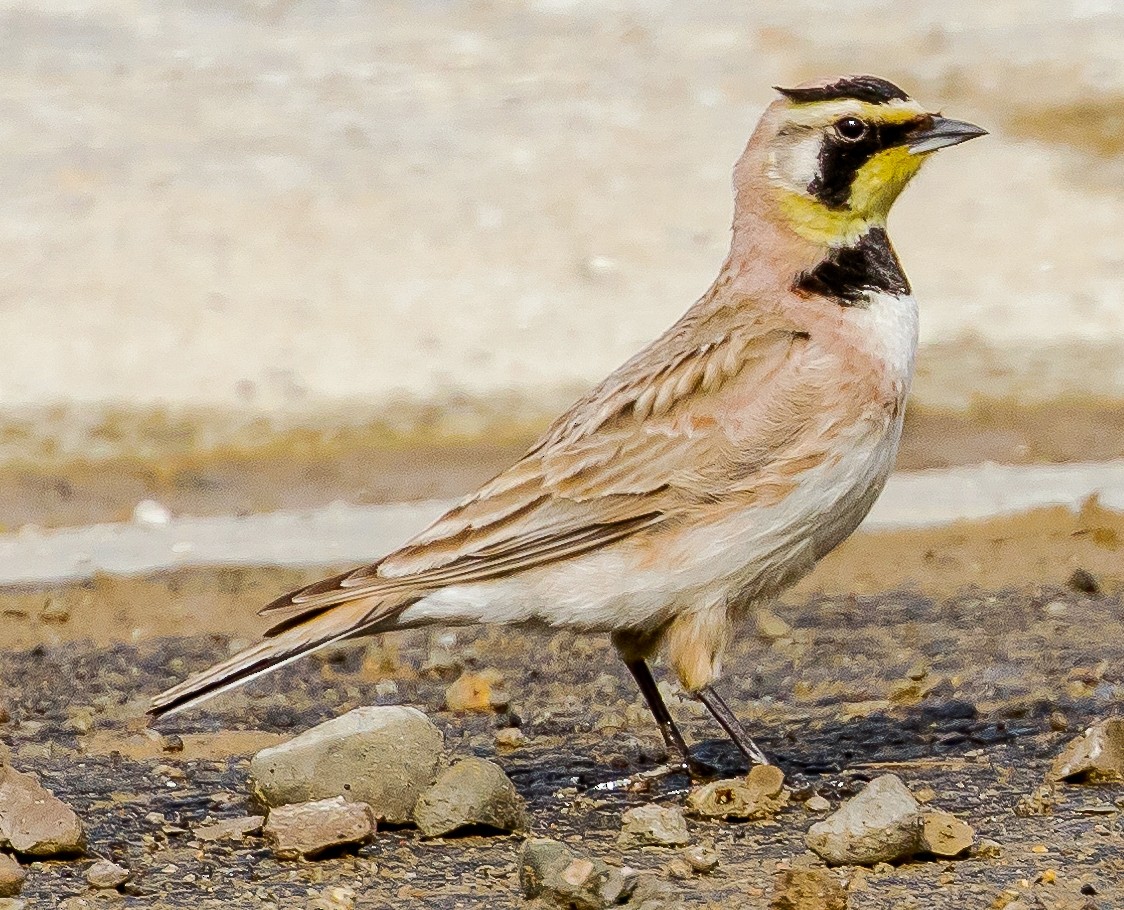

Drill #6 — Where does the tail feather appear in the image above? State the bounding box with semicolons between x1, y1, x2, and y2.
148;597;402;720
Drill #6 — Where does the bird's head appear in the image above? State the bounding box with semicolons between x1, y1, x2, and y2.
735;75;986;248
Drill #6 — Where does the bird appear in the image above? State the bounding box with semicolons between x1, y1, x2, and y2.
151;74;985;775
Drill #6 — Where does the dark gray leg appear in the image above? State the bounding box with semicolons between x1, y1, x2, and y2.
622;658;692;764
696;685;770;767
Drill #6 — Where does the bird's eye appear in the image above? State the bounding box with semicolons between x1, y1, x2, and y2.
835;117;868;141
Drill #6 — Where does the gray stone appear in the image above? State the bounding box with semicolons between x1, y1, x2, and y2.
519;838;626;910
805;774;922;866
249;706;443;824
1050;717;1124;783
85;860;128;889
0;767;85;857
263;797;375;860
618;804;691;848
413;758;526;837
0;854;23;898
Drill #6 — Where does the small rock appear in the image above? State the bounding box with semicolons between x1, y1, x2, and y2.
249;706;443;824
805;774;921;866
680;842;719;873
1067;568;1100;594
520;838;626;909
769;867;847;910
687;764;788;820
413;758;526;837
132;499;172;526
805;796;831;813
1050;717;1124;783
194;815;265;843
920;810;975;857
444;670;509;713
755;610;792;641
263;797;375;860
619;804;690;848
1014;785;1056;817
420;647;462;679
664;857;693;880
85;860;128;890
0;766;85;856
972;838;1003;858
0;854;24;897
494;727;526;750
627;872;683;909
310;886;356;910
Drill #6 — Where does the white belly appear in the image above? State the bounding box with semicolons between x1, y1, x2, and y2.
398;408;905;634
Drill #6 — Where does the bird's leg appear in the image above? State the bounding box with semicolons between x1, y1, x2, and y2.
586;657;710;793
695;684;770;767
622;658;693;766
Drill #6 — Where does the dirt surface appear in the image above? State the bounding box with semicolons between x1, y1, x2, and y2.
2;583;1124;908
1;502;1120;650
3;403;1124;532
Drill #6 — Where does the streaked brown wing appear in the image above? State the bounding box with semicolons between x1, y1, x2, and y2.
261;312;810;619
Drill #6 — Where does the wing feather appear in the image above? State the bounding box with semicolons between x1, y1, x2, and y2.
260;309;810;623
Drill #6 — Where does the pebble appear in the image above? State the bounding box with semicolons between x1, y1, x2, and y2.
263;797;375;860
920;810;975;857
310;886;356;910
194;815;265;843
804;796;831;813
0;854;24;897
494;727;526;750
413;757;526;837
618;804;691;848
249;706;443;824
805;774;922;866
755;610;792;642
1067;568;1100;594
687;764;788;820
520;838;627;909
627;872;683;909
680;842;719;873
769;867;847;910
444;670;510;713
972;838;1003;858
85;860;128;890
0;766;86;856
1049;717;1124;783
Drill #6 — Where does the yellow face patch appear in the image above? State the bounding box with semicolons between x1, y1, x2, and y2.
847;146;924;221
771;100;929;246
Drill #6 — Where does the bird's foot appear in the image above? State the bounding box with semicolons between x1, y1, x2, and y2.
585;754;721;794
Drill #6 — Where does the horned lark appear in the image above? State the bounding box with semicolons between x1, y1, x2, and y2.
152;75;984;773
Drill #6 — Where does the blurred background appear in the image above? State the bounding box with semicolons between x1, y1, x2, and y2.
1;0;1122;529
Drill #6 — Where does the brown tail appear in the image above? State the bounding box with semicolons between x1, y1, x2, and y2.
148;596;407;720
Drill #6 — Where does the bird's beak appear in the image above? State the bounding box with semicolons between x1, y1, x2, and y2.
907;116;988;155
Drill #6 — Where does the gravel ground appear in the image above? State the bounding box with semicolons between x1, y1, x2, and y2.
2;582;1123;908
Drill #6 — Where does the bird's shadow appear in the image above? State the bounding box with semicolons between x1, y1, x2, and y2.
507;695;1070;802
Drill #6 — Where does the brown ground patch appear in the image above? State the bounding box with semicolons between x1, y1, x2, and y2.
1;502;1120;651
